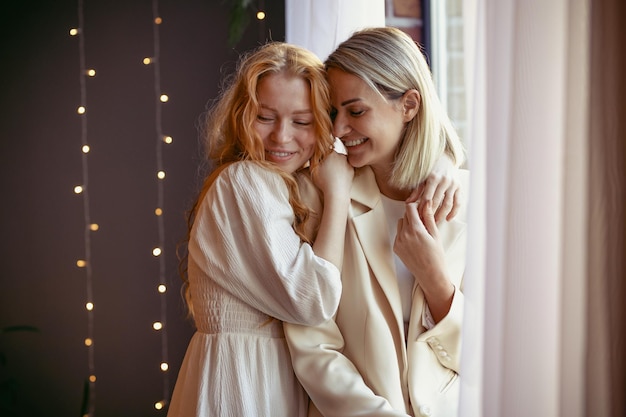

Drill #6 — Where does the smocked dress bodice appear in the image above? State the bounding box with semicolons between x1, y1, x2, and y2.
167;162;341;417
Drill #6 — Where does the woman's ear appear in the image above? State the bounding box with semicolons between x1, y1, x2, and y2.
402;89;421;122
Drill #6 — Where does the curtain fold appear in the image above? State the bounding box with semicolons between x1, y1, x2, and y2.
457;0;486;415
462;0;591;416
285;0;384;61
560;2;590;417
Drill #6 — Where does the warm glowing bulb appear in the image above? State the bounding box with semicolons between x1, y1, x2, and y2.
74;185;83;194
89;375;96;383
152;247;162;256
155;17;162;24
86;302;94;311
77;106;86;114
160;362;169;371
158;284;167;293
257;11;266;20
82;145;90;153
163;135;173;144
155;208;163;216
86;69;96;77
159;94;169;102
143;57;152;65
155;401;165;410
89;224;99;231
76;260;87;267
157;170;166;179
153;322;163;330
85;338;93;346
69;28;79;36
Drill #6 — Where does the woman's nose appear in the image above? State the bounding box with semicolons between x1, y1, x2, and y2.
332;112;350;138
272;122;291;144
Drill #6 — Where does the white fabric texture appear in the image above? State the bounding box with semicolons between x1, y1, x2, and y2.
167;161;341;417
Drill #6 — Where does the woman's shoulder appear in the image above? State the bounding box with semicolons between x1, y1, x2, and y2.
218;161;281;182
214;161;288;196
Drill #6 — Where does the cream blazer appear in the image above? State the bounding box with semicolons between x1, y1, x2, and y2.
285;166;469;417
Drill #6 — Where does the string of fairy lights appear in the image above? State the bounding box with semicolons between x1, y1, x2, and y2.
68;1;269;414
144;0;172;411
70;0;97;415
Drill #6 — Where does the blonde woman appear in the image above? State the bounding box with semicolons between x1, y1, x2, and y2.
285;27;468;417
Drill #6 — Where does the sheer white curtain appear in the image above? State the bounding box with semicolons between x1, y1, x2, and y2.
285;0;384;61
460;0;589;416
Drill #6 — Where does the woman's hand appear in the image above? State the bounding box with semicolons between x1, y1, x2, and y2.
394;200;454;323
406;153;461;223
312;149;354;199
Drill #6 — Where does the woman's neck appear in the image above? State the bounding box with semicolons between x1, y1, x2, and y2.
371;165;410;201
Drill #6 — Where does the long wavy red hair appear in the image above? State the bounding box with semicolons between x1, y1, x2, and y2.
179;42;333;318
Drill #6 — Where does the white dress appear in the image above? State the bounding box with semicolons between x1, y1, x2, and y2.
167;161;341;417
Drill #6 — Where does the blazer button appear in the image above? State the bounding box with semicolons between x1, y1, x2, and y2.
419;404;432;416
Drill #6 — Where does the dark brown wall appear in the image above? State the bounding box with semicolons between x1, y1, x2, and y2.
0;1;285;416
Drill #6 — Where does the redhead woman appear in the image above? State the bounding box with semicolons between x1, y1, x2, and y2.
167;42;353;417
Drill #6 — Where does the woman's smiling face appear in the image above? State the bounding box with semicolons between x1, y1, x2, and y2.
327;67;408;171
254;72;316;174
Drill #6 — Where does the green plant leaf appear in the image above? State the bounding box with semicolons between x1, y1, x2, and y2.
225;0;254;46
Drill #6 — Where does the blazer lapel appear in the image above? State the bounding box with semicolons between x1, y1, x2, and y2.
350;167;405;337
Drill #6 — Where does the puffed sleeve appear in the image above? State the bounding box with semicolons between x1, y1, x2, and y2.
188;161;341;325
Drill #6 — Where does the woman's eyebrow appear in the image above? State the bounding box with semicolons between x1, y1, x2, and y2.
341;98;362;106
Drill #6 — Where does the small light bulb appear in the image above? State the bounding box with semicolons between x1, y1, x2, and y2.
152;247;162;257
143;57;152;65
153;322;163;330
158;284;167;293
86;69;96;77
163;135;173;144
77;260;87;267
159;94;169;102
89;375;96;383
155;208;163;216
74;185;84;194
85;338;93;346
69;28;79;36
157;170;166;179
86;302;94;311
155;17;162;24
89;224;99;231
160;362;169;371
257;11;266;20
155;401;165;410
77;106;86;114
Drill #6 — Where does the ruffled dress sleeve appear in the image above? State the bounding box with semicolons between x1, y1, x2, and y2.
188;161;341;325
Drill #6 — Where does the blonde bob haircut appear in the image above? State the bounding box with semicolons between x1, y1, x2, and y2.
325;26;465;190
